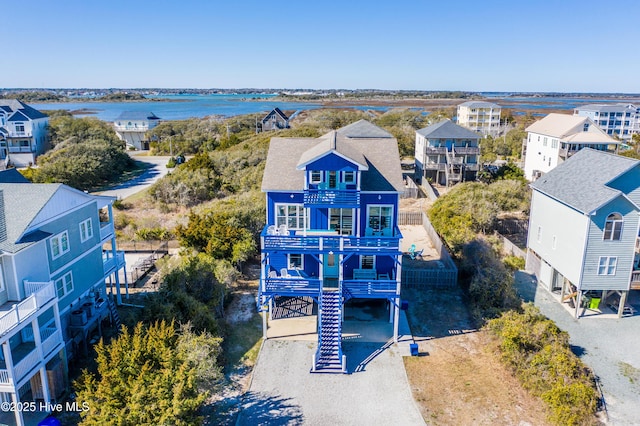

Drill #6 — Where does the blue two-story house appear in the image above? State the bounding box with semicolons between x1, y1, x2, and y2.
260;120;404;373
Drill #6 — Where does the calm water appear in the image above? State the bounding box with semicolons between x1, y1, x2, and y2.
30;93;640;122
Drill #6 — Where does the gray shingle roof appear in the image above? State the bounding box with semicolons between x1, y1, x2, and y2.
0;99;47;120
416;119;481;139
0;183;61;253
114;111;161;121
262;121;403;192
531;148;639;214
336;120;393;138
296;131;368;170
576;103;638;113
262;107;289;122
458;101;501;109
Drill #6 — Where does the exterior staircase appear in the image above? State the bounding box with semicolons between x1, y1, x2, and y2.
445;146;463;186
312;290;346;373
108;297;122;333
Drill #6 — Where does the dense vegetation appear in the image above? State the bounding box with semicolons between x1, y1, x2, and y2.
487;305;598;425
22;115;135;191
76;321;222;426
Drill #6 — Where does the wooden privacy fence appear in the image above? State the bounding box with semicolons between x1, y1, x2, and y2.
398;211;458;288
496;232;527;258
401;175;419;199
402;268;458;288
398;211;423;226
422;181;440;202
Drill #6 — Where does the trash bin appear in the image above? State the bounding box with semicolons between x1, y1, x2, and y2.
410;343;419;356
38;417;61;426
589;297;601;309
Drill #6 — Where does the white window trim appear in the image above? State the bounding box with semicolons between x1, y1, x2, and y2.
597;256;617;276
275;203;308;230
79;218;93;243
360;255;376;269
603;213;623;241
50;231;70;260
288;254;304;270
55;271;74;298
343;171;356;184
366;204;394;232
310;170;322;184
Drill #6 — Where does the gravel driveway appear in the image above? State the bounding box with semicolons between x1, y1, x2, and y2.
237;313;425;426
515;271;640;425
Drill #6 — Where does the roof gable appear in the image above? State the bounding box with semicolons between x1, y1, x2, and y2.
7;111;28;122
262;107;289;122
531;148;639;214
416;119;480;139
526;113;618;145
262;120;403;192
0;183;113;253
296;131;368;170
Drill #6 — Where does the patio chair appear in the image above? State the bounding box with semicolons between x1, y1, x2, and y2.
268;270;278;278
408;244;423;260
267;225;277;235
280;268;290;278
278;225;289;236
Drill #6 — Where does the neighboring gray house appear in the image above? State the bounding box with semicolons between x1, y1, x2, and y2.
261;108;290;132
114;111;161;150
526;148;640;318
414;119;480;187
0;100;50;168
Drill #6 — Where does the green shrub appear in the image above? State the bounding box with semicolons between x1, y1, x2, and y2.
503;255;525;271
487;305;598;425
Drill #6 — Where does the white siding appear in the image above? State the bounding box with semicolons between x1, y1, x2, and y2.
527;191;588;285
524;131;561;180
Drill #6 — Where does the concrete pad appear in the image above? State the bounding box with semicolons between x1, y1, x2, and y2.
240;310;424;426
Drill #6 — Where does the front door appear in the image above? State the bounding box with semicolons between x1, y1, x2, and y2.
323;253;339;279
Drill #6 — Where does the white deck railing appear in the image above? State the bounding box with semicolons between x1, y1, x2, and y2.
0;282;56;337
0;370;9;385
41;329;62;357
103;251;125;275
13;349;41;382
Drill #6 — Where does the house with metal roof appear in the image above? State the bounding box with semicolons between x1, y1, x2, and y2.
574;103;640;141
0;178;126;425
414;119;481;187
113;111;161;150
523;113;620;181
259;120;404;373
526;148;640;318
260;107;290;132
0;100;50;168
456;101;502;136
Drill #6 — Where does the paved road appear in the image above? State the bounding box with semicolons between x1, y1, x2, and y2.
93;154;171;199
515;271;640;425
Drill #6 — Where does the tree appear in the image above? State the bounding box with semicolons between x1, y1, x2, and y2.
75;321;222;426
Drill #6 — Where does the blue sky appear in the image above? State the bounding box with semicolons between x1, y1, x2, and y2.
5;0;640;92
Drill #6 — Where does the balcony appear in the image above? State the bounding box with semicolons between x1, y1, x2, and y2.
99;221;115;242
263;277;322;297
452;146;480;155
8;131;32;138
8;146;34;153
304;189;359;207
262;226;402;253
424;163;447;171
103;251;125;276
114;125;150;132
425;146;447;154
0;328;62;386
343;277;397;298
0;282;56;338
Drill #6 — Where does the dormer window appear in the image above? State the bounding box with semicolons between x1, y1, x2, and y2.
583;123;589;132
310;171;322;184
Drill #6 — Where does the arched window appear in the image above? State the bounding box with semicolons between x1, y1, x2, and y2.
604;213;623;241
